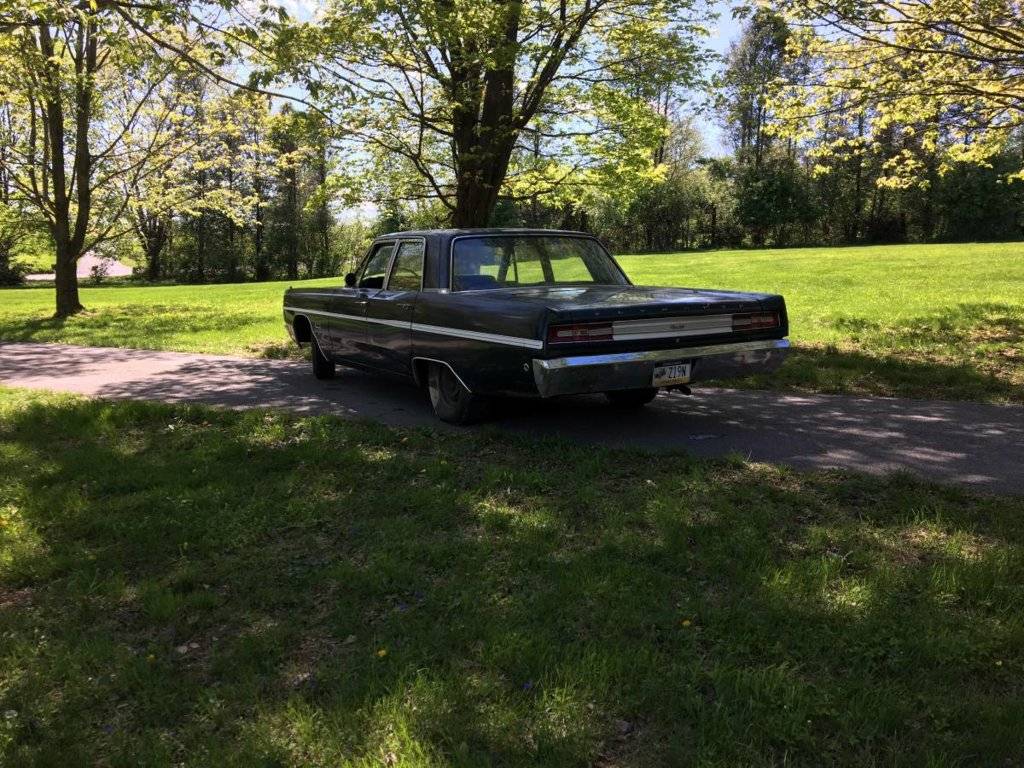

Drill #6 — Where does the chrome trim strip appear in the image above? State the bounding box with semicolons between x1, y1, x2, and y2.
285;306;407;329
288;292;359;298
612;314;734;340
412;356;473;393
535;339;791;370
283;306;543;350
411;321;544;350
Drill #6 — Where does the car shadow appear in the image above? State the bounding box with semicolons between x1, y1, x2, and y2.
1;342;1022;494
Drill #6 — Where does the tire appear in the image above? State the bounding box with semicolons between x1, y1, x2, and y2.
427;363;487;424
605;387;659;408
311;334;336;380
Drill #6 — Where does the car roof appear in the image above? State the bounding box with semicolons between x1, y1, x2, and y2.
375;228;595;239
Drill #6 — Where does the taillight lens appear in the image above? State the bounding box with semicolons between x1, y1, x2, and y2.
546;321;614;344
732;312;779;331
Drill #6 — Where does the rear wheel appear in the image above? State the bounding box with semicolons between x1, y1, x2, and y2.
605;387;659;408
311;335;335;380
427;363;487;424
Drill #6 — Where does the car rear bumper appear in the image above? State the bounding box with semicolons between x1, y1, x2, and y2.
531;338;790;397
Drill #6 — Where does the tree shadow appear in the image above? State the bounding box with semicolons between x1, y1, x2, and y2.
729;302;1024;403
1;395;1022;765
0;304;277;355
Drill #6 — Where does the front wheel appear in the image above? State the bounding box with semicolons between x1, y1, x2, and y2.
427;363;487;424
605;387;659;408
311;335;335;380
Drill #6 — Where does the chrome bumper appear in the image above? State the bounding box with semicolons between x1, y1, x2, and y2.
532;339;790;398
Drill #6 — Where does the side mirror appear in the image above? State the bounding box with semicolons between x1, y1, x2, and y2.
344;272;357;288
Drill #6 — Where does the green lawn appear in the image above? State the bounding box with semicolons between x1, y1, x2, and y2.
1;242;1021;401
1;386;1022;765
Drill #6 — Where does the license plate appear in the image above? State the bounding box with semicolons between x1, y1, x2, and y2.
652;361;692;386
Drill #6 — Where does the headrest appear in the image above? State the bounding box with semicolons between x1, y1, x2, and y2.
455;274;498;290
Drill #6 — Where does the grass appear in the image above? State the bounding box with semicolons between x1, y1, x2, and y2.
620;242;1024;404
1;386;1023;766
0;277;338;359
0;242;1022;401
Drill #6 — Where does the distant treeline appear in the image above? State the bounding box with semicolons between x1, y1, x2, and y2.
2;7;1020;292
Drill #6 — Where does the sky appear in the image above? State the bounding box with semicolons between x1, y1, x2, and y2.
703;1;743;154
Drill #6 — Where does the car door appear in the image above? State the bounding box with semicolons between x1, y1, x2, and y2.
322;241;395;362
363;238;424;374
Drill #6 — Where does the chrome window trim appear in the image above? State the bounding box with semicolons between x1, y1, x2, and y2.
382;236;427;293
447;233;631;292
356;239;398;289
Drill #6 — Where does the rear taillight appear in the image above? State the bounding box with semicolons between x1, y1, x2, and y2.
732;312;779;331
546;321;614;344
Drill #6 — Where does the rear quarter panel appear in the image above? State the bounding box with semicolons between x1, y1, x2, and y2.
411;292;546;394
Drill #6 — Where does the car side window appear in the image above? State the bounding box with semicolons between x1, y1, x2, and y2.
386;241;424;292
357;243;395;289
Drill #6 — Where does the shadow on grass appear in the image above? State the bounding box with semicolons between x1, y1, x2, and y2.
830;302;1023;344
0;304;270;353
732;302;1024;403
1;393;1022;766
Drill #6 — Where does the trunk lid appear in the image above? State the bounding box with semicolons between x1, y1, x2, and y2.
484;284;770;319
483;285;789;354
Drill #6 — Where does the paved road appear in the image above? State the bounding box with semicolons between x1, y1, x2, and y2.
2;342;1023;495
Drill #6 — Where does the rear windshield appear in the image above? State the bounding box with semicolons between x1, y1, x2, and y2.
451;235;627;291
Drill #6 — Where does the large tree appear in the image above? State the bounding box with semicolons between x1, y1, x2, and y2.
0;1;204;315
284;0;709;227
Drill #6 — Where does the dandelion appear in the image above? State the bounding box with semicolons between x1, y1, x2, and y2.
377;648;388;658
681;619;692;627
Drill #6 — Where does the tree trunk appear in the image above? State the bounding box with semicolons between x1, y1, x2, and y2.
136;209;167;281
286;166;299;280
452;136;516;227
39;19;96;318
449;3;520;229
195;215;206;282
254;198;267;281
227;220;238;282
147;239;162;281
316;144;330;276
54;245;83;318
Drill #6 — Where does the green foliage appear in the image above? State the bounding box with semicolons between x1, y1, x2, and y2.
771;0;1024;186
734;151;819;247
2;388;1023;764
288;0;711;224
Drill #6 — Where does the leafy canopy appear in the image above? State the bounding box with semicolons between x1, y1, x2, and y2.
273;0;712;224
769;0;1024;186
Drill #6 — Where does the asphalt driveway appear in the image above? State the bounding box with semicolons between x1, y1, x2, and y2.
2;341;1022;494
